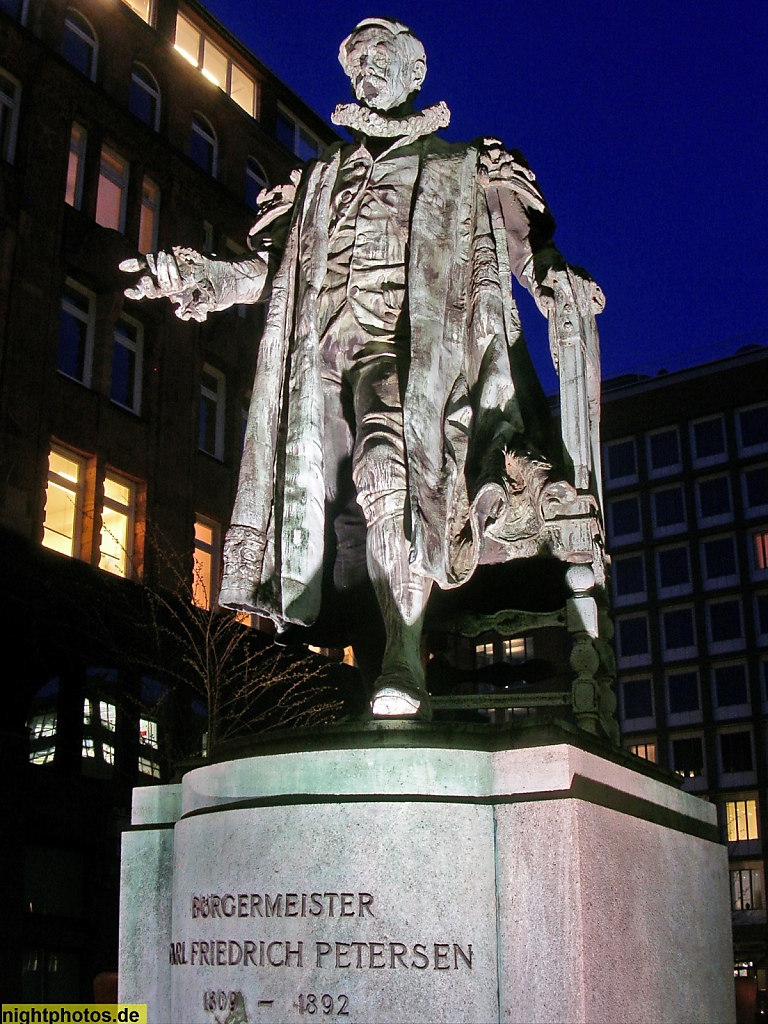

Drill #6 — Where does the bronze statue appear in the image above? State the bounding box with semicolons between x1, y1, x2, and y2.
122;18;605;720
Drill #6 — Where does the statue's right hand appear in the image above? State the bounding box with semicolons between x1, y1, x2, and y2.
120;251;189;301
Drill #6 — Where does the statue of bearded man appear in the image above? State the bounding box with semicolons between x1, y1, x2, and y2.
122;18;604;721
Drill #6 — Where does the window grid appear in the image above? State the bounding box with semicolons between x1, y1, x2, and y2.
174;13;257;117
727;799;759;841
190;113;217;176
193;516;219;609
275;104;321;160
42;447;84;558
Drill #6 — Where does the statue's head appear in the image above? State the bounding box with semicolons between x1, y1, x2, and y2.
339;18;426;112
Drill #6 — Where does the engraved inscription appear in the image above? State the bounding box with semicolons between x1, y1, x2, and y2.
192;892;375;919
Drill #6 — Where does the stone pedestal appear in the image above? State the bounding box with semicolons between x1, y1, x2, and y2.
119;725;735;1024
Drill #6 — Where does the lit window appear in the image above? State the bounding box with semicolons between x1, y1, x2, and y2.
58;279;94;385
199;364;225;459
99;473;135;577
99;700;116;729
103;742;115;766
174;12;200;66
65;122;87;209
620;677;653;721
230;64;256;117
29;712;57;740
667;670;700;715
129;63;160;130
691;415;726;465
726;799;759;841
111;314;143;413
30;746;56;765
604;438;637;485
502;638;527;663
696;474;733;524
753;531;768;572
139;176;160;253
713;663;749;709
82;736;95;758
720;731;754;774
671;735;704;778
608;495;642;544
707;598;744;649
202;38;227;89
139;756;160;777
731;868;764;911
246;157;268;209
628;742;657;763
661;606;696;659
651;485;686;535
193;516;219;609
174;14;257;116
475;642;494;668
612;554;646;605
616;615;650;664
647;427;681;476
42;447;84;558
140;718;158;748
95;145;129;233
61;9;97;81
120;0;152;25
276;106;321;160
0;69;20;163
737;403;768;455
701;535;738;588
743;465;768;516
190;113;217;176
656;544;691;596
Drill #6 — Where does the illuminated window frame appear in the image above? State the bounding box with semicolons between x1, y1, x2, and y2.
174;13;257;117
193;515;220;609
95;144;129;233
120;0;153;26
725;798;759;842
42;446;85;559
99;471;136;578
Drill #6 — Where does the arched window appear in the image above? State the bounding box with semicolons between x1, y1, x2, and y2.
245;157;268;209
61;9;98;81
130;63;160;130
190;113;217;176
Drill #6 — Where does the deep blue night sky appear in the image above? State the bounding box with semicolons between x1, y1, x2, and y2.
201;0;768;390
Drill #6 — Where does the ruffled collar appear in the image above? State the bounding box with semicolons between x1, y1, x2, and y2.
331;101;451;141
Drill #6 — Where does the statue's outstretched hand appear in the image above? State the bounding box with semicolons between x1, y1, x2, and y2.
120;248;217;321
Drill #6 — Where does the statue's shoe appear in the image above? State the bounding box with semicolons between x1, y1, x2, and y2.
370;685;432;721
